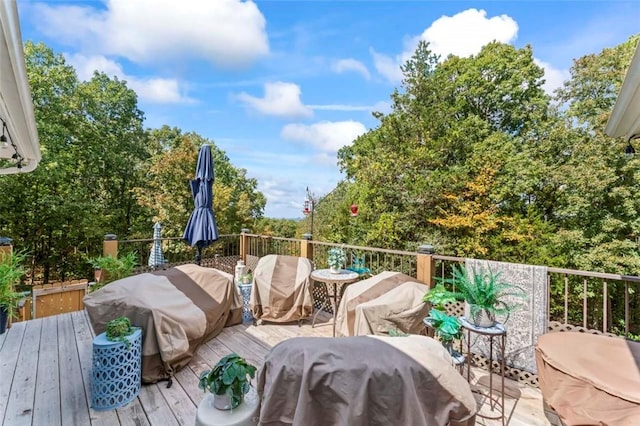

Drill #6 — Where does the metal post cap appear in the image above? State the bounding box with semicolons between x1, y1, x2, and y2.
417;244;435;254
104;234;118;241
241;228;250;234
302;233;313;240
0;237;13;246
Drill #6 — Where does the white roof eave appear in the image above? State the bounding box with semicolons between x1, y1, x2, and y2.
0;0;40;175
605;40;640;140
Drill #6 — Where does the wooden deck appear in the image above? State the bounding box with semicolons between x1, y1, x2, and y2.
0;311;550;425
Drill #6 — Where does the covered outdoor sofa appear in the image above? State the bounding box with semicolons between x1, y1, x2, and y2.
335;271;430;337
84;264;243;383
535;332;640;425
257;334;477;426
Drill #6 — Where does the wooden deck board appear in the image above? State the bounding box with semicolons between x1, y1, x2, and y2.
3;318;42;425
137;384;180;426
0;326;7;350
58;312;91;426
33;316;61;426
0;320;26;422
0;311;551;425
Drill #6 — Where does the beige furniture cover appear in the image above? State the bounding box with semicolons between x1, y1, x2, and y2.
250;255;313;323
335;271;430;337
84;264;243;383
257;334;476;426
536;332;640;425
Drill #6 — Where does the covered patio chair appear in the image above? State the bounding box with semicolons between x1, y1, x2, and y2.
250;254;313;325
257;335;477;426
335;271;430;337
535;331;640;425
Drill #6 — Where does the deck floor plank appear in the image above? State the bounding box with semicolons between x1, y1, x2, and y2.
137;384;180;426
0;320;26;422
116;399;152;426
3;318;42;426
33;315;61;426
58;312;91;425
156;377;197;426
70;310;120;426
173;366;205;406
0;326;7;350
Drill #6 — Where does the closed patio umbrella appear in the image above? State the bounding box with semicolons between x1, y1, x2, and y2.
148;222;165;268
183;145;219;264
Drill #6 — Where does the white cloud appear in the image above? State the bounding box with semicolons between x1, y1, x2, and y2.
308;100;391;113
372;8;518;83
32;0;268;68
235;82;313;118
281;120;367;153
370;48;404;84
419;9;518;59
332;58;371;80
66;53;193;104
534;59;570;95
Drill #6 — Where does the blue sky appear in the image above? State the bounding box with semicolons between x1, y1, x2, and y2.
17;0;640;218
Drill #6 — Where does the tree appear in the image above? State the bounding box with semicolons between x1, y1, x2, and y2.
337;41;552;255
0;42;148;281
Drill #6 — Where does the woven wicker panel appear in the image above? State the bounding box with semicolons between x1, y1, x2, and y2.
547;320;620;338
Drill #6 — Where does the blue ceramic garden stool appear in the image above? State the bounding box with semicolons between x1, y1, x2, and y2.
239;284;254;323
92;328;142;410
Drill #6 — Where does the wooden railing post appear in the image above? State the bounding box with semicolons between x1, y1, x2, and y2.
0;237;13;259
240;228;250;263
416;244;436;288
103;234;118;258
300;234;314;262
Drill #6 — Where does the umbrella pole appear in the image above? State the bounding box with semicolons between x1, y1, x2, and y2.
195;245;202;266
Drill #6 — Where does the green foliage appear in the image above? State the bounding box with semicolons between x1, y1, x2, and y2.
254;218;299;238
239;272;253;284
88;252;137;290
0;251;27;318
427;308;462;344
0;42;149;282
327;248;347;269
438;264;525;321
105;316;136;348
198;353;257;409
388;328;409;337
422;283;457;307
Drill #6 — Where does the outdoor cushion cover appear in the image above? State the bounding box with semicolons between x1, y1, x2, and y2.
535;332;640;425
250;255;313;323
84;264;242;383
335;271;430;337
256;334;476;426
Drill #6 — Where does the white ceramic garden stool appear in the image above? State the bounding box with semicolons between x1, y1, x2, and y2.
195;387;259;426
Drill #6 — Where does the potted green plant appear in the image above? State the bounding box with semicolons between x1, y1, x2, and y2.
438;264;525;328
239;271;253;285
0;251;27;334
422;284;463;358
199;353;257;410
88;252;138;291
327;248;346;273
105;316;138;349
426;308;462;354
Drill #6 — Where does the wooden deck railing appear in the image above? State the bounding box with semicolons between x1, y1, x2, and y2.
27;231;636;338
